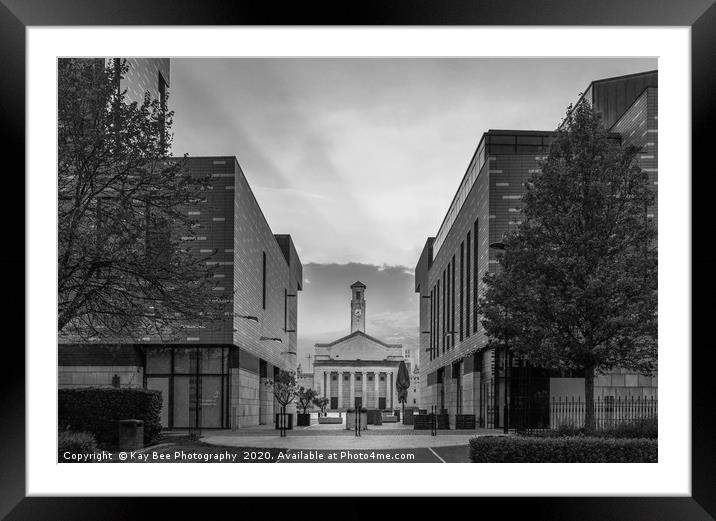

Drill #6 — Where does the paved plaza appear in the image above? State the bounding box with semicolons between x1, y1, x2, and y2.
198;418;502;450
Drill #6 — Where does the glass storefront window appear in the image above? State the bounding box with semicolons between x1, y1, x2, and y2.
173;347;198;373
200;376;223;428
173;375;199;428
145;346;228;429
199;347;224;374
146;348;171;373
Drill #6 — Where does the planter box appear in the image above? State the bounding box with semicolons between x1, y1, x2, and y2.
366;409;383;425
318;416;342;424
345;411;368;430
455;414;476;430
296;413;311;427
413;414;450;430
382;414;398;423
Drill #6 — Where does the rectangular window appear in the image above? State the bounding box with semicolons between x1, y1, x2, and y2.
442;272;446;354
473;219;479;333
429;288;433;361
262;252;267;310
435;283;439;359
451;255;456;349
466;231;471;337
284;288;288;331
447;260;452;350
460;242;464;342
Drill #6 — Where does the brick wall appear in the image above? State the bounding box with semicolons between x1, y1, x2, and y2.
231;159;300;373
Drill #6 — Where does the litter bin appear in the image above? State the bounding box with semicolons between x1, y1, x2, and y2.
118;419;144;450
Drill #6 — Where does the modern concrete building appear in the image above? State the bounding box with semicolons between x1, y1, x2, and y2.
59;156;303;430
414;70;658;429
313;282;404;411
58;59;303;430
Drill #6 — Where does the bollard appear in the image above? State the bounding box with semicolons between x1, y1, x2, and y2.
118;419;144;450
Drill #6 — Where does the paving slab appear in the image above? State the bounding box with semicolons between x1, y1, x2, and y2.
201;432;500;450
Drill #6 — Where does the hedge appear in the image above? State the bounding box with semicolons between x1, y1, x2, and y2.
469;435;657;463
58;429;98;462
526;418;658;439
58;387;162;449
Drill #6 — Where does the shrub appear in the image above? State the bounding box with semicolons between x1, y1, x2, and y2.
58;387;162;449
58;429;98;462
469;435;657;463
525;418;658;439
602;418;657;439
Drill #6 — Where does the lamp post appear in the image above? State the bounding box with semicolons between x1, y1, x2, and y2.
489;240;510;434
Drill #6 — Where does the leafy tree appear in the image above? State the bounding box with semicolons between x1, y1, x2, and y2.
296;387;318;414
478;101;657;432
312;396;329;416
264;370;299;412
58;58;223;341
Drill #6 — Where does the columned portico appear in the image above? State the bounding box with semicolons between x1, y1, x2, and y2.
313;282;405;411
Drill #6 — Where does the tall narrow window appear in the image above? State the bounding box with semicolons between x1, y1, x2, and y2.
459;242;464;342
283;288;288;330
473;219;479;333
262;252;267;309
466;231;471;337
442;272;446;354
451;255;456;349
436;282;440;358
428;288;433;361
447;260;452;350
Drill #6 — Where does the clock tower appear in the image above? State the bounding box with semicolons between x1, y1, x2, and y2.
350;281;366;333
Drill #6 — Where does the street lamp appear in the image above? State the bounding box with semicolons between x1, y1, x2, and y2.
489;240;510;434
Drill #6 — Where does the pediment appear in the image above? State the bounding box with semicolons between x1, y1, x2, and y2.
315;331;402;362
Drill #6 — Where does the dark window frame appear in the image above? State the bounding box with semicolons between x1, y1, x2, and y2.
262;251;267;310
473;218;479;333
466;231;471;337
451;254;456;349
459;241;464;342
442;271;446;354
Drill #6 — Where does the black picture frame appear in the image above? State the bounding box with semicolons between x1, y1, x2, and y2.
5;0;713;518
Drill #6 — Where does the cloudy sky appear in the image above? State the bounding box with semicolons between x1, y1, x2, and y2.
169;57;657;367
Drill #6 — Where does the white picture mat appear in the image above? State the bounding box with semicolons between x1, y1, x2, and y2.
27;26;690;496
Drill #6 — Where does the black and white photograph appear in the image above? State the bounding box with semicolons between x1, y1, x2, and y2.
56;56;660;465
9;12;704;509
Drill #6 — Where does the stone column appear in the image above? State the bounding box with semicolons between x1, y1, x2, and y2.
390;371;394;410
362;371;367;406
337;371;343;409
349;372;355;408
374;371;380;409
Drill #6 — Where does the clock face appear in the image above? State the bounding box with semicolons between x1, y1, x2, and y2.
354;309;362;317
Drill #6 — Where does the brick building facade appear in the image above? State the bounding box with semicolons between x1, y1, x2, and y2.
58;59;303;430
414;71;658;429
